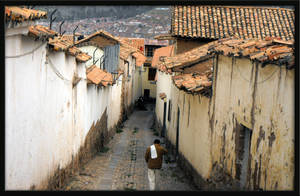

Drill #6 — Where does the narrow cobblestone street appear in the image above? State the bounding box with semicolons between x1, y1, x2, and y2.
62;104;197;191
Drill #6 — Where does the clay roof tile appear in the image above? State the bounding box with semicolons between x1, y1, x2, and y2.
5;6;47;23
171;5;294;40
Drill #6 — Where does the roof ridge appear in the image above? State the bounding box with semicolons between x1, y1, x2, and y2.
175;5;294;12
213;5;294;11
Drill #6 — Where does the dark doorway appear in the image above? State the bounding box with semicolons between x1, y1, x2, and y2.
162;102;167;137
176;107;180;159
144;89;150;99
168;99;171;122
235;123;252;189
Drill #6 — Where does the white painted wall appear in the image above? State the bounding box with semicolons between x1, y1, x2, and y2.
5;29;123;190
107;74;123;130
123;55;135;109
157;75;212;180
78;45;104;68
6;32;50;190
155;70;173;131
132;64;143;102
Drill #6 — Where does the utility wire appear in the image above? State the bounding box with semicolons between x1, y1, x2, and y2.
48;57;114;84
47;57;73;83
235;63;279;84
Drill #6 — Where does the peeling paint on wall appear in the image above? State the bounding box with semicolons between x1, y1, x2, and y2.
155;54;294;190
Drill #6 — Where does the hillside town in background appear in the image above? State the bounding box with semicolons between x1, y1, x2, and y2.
4;4;296;192
36;6;171;39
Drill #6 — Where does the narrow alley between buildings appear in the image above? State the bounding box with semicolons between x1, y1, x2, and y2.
5;5;296;192
61;103;197;191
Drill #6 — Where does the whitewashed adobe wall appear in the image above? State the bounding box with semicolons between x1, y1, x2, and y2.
155;70;173;131
163;79;212;180
5;29;123;189
123;55;135;109
5;31;81;189
211;56;294;190
107;74;123;131
78;45;104;68
157;55;294;190
6;30;49;190
132;63;143;102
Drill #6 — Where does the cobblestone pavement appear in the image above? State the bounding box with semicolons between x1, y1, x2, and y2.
63;104;198;191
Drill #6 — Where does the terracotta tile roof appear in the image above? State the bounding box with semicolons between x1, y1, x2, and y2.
27;25;91;62
169;36;294;96
119;44;136;60
118;38;147;66
5;6;47;23
212;37;294;68
171;5;295;40
48;36;74;51
26;25;91;63
28;25;58;41
152;45;175;68
119;37;145;53
73;50;92;62
132;52;147;67
173;73;212;96
86;65;113;86
61;34;75;42
42;29;91;62
158;37;294;72
160;41;215;70
75;30;120;47
154;34;176;41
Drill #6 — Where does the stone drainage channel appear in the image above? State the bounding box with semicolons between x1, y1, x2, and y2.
62;104;197;191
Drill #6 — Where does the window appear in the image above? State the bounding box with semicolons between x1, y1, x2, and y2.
146;47;154;57
148;68;156;81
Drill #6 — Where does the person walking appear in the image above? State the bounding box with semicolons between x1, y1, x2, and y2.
145;139;168;190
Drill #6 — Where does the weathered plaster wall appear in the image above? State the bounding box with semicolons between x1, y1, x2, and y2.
165;82;212;179
6;34;51;190
155;70;212;184
5;33;123;190
155;70;173;131
175;39;207;55
125;56;135;109
155;54;294;191
132;65;143;102
78;45;104;68
211;55;294;190
120;55;136;120
107;74;123;131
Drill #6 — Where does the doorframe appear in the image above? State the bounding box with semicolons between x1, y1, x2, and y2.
235;123;253;189
176;107;180;159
